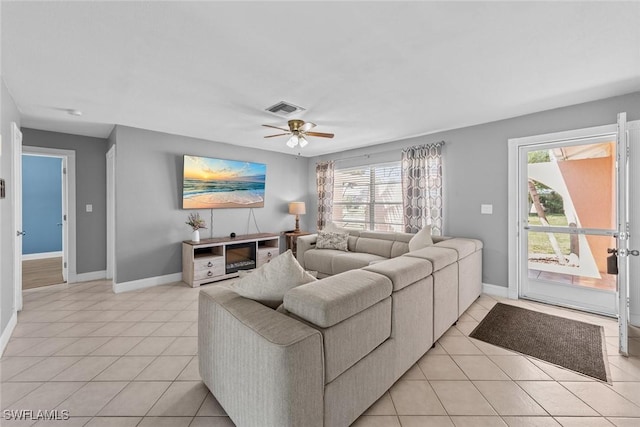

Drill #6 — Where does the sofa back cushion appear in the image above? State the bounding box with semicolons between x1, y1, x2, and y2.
348;235;359;252
284;269;392;328
390;241;410;258
434;238;481;258
350;231;415;258
364;256;433;291
355;237;394;258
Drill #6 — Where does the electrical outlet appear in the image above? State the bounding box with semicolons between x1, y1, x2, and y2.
86;204;93;213
481;204;493;215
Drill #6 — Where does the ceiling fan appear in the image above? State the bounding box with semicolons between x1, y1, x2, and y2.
263;119;334;148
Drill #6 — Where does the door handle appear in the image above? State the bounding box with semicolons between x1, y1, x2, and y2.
618;249;640;257
16;230;26;236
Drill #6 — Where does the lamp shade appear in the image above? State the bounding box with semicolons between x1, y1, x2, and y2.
288;202;306;215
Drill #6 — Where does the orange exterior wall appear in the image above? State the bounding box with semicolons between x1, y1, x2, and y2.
558;156;615;273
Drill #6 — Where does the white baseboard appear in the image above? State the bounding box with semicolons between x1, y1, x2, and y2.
22;251;63;261
114;272;183;294
0;311;18;357
482;282;509;298
75;270;107;282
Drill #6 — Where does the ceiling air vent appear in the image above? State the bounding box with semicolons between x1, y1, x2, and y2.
265;101;305;117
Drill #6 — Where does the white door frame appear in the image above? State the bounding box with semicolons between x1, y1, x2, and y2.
106;144;116;282
11;123;23;312
22;145;77;284
508;123;619;300
508;120;639;324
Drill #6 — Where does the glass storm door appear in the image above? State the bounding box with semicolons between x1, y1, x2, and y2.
518;123;626;318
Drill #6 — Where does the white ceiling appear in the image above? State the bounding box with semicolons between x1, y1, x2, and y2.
3;1;639;157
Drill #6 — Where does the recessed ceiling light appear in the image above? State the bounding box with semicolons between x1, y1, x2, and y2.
67;109;83;116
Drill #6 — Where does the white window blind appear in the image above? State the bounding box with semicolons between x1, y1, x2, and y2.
332;161;403;232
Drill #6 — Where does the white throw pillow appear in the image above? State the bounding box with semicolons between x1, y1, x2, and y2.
408;226;433;251
231;250;317;308
316;230;349;251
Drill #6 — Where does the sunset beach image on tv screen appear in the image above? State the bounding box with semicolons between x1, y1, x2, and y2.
182;155;266;209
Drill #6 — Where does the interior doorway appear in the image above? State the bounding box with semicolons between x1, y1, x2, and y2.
21;153;65;289
21;146;77;290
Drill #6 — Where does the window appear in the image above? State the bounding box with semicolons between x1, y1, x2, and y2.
332;162;403;232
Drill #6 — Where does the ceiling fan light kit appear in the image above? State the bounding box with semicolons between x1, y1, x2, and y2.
263;119;334;149
286;135;308;148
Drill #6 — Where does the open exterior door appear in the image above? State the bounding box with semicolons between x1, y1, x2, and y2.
617;113;640;356
617;113;629;356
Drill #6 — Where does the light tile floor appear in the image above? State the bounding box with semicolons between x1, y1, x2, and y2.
1;280;640;427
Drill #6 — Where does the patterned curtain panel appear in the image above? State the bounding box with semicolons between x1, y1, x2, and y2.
316;161;335;230
401;142;444;235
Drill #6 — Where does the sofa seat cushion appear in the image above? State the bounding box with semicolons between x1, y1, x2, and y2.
364;256;433;291
434;238;478;259
403;246;458;271
284;270;392;328
331;252;387;275
304;249;349;276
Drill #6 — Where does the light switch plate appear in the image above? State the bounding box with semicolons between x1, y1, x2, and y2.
86;204;93;213
481;204;493;215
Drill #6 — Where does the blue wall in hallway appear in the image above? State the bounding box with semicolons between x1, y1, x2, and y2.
22;155;63;255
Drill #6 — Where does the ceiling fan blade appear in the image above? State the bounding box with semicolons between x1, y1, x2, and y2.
262;124;290;132
300;122;316;132
263;133;290;138
305;131;334;138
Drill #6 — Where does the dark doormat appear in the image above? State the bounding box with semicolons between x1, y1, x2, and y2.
469;303;611;382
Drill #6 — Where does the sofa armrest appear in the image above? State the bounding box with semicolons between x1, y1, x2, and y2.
198;287;324;427
296;233;318;268
432;235;453;243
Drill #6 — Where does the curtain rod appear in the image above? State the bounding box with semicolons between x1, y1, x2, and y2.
325;140;445;164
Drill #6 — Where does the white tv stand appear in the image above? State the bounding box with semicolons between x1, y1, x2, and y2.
182;233;279;287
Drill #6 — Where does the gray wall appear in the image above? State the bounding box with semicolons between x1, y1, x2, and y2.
112;125;311;284
1;78;21;335
21;128;108;274
308;92;640;288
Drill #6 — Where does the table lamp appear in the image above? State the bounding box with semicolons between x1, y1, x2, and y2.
288;202;306;232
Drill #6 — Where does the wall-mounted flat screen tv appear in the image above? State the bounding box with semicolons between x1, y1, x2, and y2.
182;155;266;209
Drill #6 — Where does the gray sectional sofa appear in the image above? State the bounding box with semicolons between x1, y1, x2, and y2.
198;230;483;427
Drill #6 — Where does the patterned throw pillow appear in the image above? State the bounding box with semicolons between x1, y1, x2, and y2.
316;231;349;251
